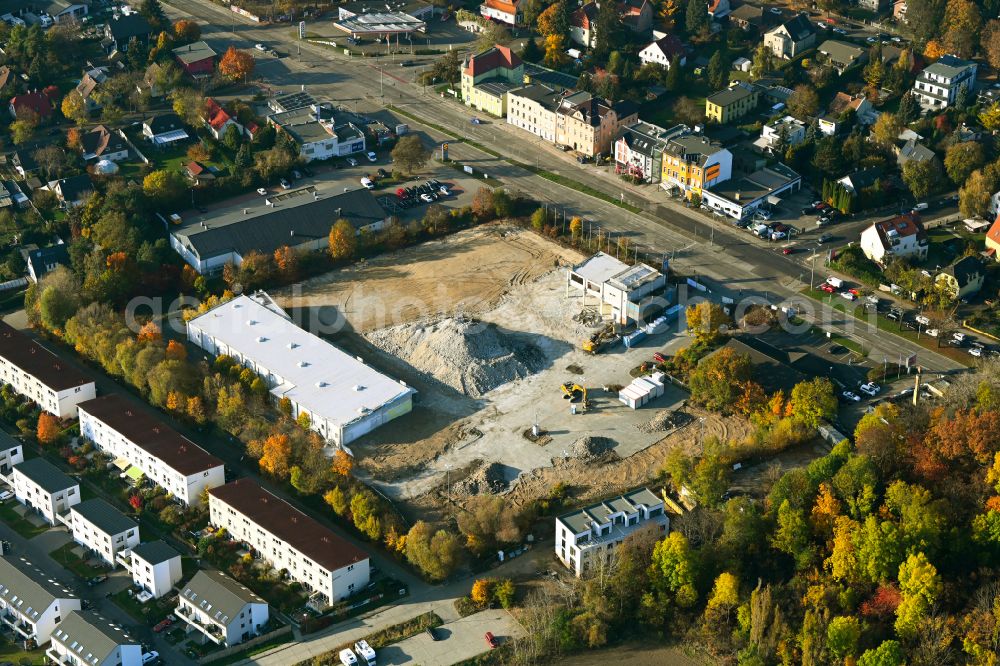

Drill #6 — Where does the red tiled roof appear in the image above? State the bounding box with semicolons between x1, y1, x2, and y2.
9;90;54;119
987;215;1000;247
203;97;232;131
482;0;518;14
464;44;522;77
187;161;206;175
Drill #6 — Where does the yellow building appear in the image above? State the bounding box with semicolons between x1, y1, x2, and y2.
705;83;759;124
461;45;524;117
660;133;732;199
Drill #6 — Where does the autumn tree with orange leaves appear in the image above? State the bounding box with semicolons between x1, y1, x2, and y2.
259;434;291;479
37;412;61;445
219;46;255;82
332;449;354;477
165;340;187;361
137;321;162;343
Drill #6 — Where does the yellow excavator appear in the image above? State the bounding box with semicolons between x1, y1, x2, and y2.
582;323;618;354
561;382;589;412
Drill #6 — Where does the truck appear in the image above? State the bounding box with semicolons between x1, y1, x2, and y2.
354;641;376;666
825;276;844;289
339;649;358;666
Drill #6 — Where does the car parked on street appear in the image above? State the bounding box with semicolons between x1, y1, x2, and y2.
859;382;880;397
841;391;861;403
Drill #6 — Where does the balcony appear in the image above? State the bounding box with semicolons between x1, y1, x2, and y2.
176;606;225;645
46;647;69;664
0;611;35;640
116;549;134;571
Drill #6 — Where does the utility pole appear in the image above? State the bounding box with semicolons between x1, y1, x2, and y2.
810;248;817;289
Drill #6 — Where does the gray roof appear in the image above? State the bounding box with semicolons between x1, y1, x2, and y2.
922;54;976;79
26;244;69;282
269;104;364;145
181;570;266;626
773;13;815;41
616;122;684;157
172;41;216;64
707;83;757;108
510;83;564;110
71;499;138;537
897;139;935;165
0;557;67;620
557;487;661;534
130;540;180;566
941;255;983;287
818;39;864;66
708;163;801;203
171;187;387;264
52;611;136;663
0;428;19;453
12;458;77;494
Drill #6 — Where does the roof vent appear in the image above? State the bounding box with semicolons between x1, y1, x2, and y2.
247;320;256;326
352;385;365;391
316;381;327;388
298;361;309;367
287;342;298;349
256;336;267;343
357;407;369;414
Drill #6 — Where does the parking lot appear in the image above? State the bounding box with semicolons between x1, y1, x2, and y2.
376;609;524;666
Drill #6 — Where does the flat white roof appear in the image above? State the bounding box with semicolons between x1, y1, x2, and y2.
570;252;630;285
188;293;414;430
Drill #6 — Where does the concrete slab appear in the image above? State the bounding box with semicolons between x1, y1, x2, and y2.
376;609;523;666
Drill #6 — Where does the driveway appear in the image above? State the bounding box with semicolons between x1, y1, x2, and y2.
377;609;523;666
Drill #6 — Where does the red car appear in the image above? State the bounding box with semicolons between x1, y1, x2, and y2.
653;351;667;363
153;619;172;633
815;202;829;211
782;247;795;255
848;288;861;296
819;283;836;293
485;632;498;649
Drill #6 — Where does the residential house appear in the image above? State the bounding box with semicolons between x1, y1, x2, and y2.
763;14;816;59
170;187;389;275
730;3;768;32
74;68;107;114
701;162;802;220
619;0;653;33
895;138;935;167
614;121;683;183
569;2;598;47
661;131;733;198
185;161;216;185
479;0;521;26
11;458;80;526
142;112;189;147
47;611;142;666
104;14;153;53
913;54;977;112
0;180;28;210
0;320;96;419
25;243;69;283
268;103;366;162
208;479;370;605
705;82;759;123
461;45;524;117
120;541;182;600
46;174;94;208
638;34;686;68
0;557;81;646
858;0;890;13
936;256;985;300
818;40;866;74
860;213;928;264
203;98;244;140
79;125;129;163
555;488;668;576
818;92;878;135
894;0;907;20
77;394;226;507
138;62;166;98
837;167;882;195
757;115;806;152
177;570;269;647
172;41;217;78
11;151;37;178
0;430;24;482
571;0;652;46
8;89;55;121
65;498;139;568
985;216;1000;262
989;193;1000;225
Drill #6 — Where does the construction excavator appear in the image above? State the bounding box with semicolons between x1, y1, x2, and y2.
561;382;590;412
581;323;619;354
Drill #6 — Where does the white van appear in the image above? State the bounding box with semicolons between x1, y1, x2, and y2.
912;202;928;211
339;649;358;666
354;640;376;666
826;277;844;289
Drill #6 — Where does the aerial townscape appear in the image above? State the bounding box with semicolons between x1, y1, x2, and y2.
0;0;999;664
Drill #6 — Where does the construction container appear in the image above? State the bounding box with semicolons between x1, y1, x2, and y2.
623;329;647;348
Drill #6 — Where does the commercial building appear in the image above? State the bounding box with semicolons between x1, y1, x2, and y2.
177;570;269;647
11;458;80;526
47;611;142;666
480;0;521;26
661;132;733;199
0;557;81;645
613;121;682;183
705;82;759;124
859;213;928;265
333;0;428;38
555;488;668;576
763;14;816;59
566;252;666;325
268;103;366;162
912;54;977;111
62;499;139;568
120;541;182;600
187;292;414;446
78;395;225;506
172;40;217;78
7;0;89;24
170;186;388;275
209;479;370;606
700;163;802;220
461;45;524;117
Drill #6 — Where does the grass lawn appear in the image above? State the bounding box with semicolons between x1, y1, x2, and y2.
111;588;172;626
0;640;47;665
49;542;107;580
206;631;294;666
922;226;976;269
0;502;50;539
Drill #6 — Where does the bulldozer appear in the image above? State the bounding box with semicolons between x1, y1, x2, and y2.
581;323;619;354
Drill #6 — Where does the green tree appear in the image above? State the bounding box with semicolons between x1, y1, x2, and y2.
858;641;905;666
897;91;919;123
140;0;167;28
38;281;80;332
142;169;186;204
907;0;947;47
391;135;430;175
790;377;838;429
648;532;700;609
689;347;752;412
222;123;243;151
750;43;772;80
707;50;728;90
685;0;708;37
895;552;941;639
787;84;819;119
902;157;944;199
826;616;861;661
405;521;462;582
530;207;547;232
943;141;986;186
960;168;995;218
772;500;815;570
593;0;624;61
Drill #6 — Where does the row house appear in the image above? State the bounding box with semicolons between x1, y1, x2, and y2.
62;499;139;569
176;570;268;647
0;557;80;645
11;458;79;526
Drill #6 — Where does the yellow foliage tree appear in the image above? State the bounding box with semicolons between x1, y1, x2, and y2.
471;579;494;607
165;391;184;412
332;449;354;477
186;396;207;424
544;34;567;68
219;46;255;82
328;219;357;261
61;91;88;125
569;216;582;239
923;39;947;59
165;339;187;361
685;302;729;344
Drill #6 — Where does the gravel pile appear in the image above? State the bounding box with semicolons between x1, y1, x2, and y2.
636;410;691;433
572;435;616;459
367;317;545;398
453;461;508;495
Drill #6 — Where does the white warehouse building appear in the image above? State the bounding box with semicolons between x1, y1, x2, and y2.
78;394;225;506
566;252;666;325
187;292;415;447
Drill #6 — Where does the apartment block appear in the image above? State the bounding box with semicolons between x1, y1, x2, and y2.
912;54;977;111
705;83;759;124
78;395;225;506
0;321;96;419
64;499;139;568
555;488;668;576
208;479;369;606
0;429;24;481
0;557;81;645
121;541;182;599
11;458;80;526
47;610;142;666
177;570;268;647
660;132;733;199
